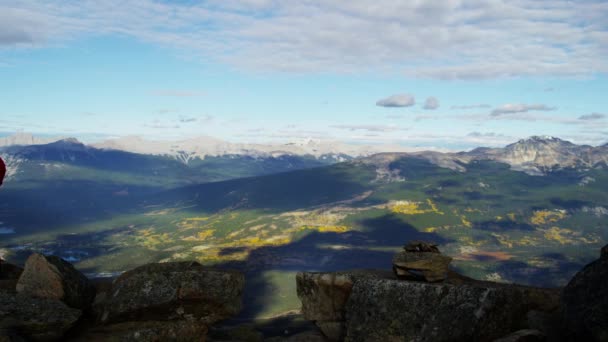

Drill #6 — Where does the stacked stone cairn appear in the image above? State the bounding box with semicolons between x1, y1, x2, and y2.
392;240;452;282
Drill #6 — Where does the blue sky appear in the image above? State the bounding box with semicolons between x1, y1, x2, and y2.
1;1;607;149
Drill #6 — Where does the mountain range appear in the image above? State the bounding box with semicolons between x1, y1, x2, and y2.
2;133;608;178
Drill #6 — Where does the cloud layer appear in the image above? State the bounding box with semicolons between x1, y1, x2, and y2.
578;113;606;120
376;94;415;108
2;1;607;79
491;104;556;116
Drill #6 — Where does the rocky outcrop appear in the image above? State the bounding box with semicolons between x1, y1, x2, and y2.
345;278;558;342
0;292;81;341
562;243;608;341
297;269;559;342
392;241;452;282
16;253;94;309
98;261;244;325
296;270;393;341
1;255;245;341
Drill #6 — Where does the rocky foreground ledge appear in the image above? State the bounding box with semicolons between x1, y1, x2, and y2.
0;254;244;341
1;242;607;341
296;243;608;342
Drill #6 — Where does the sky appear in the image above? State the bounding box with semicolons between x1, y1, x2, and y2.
0;0;607;149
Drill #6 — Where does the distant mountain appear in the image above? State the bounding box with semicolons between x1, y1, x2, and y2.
0;138;336;187
462;136;608;175
92;135;413;162
2;133;607;177
365;136;608;176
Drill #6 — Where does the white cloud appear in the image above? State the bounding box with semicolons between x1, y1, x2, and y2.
178;116;197;123
578;113;606;120
376;94;415;108
467;132;505;138
144;120;180;129
2;1;606;79
491;104;556;116
423;97;439;110
331;124;407;132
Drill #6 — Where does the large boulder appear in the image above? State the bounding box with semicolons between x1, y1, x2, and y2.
562;244;608;341
99;262;244;325
16;254;94;309
296;270;393;341
392;241;452;282
344;278;559;342
0;292;81;341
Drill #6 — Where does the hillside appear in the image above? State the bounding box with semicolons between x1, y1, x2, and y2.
1;136;607;318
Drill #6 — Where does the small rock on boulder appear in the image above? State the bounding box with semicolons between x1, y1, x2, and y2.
16;253;94;309
562;243;608;341
99;262;244;325
404;241;440;253
0;292;81;341
393;241;452;282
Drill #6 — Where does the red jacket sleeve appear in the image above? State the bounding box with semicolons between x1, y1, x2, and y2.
0;157;5;186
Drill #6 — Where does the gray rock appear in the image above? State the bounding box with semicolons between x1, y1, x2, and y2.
99;262;244;325
296;270;393;322
70;320;208;342
562;244;608;342
0;292;81;341
296;270;393;341
493;329;546;342
16;254;94;309
314;322;343;342
344;278;559;342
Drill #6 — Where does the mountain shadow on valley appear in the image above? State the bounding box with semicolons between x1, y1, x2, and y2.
210;214;451;319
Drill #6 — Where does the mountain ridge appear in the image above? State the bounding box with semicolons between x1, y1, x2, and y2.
2;133;608;176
